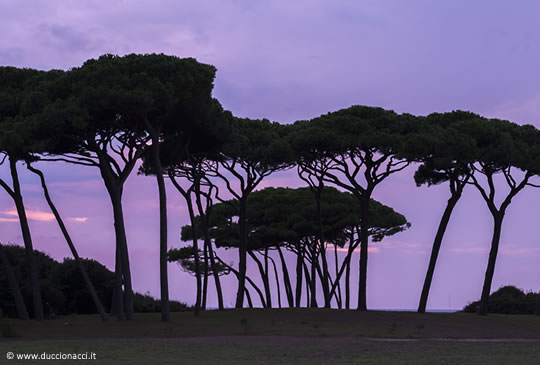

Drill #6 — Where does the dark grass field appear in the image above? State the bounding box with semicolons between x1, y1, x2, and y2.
1;309;540;364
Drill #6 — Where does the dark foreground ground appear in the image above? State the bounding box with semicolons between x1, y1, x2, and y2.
1;308;539;364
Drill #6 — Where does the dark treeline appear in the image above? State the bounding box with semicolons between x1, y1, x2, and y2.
1;54;540;321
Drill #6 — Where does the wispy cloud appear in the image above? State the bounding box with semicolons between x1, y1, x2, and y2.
68;217;88;223
1;208;88;223
3;208;55;222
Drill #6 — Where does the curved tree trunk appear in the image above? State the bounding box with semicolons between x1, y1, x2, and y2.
334;244;342;308
195;191;224;311
216;254;266;307
28;165;108;321
277;246;294;307
0;243;29;320
248;250;271;308
268;254;282;308
477;213;504;316
418;193;461;313
8;159;43;319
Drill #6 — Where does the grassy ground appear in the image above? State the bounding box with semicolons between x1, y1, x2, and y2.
0;309;539;364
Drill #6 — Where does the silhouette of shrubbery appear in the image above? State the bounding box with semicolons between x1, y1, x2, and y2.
463;285;538;314
0;245;190;317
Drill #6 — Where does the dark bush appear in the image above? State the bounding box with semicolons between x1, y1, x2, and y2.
0;244;191;317
463;285;538;314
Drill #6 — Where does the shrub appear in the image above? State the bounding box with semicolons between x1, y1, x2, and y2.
463;285;538;314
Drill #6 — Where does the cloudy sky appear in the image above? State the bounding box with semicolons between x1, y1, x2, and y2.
1;0;540;310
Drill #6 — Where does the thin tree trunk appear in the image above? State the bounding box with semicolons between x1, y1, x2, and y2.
185;195;202;317
148;130;170;322
418;192;461;313
535;291;540;316
8;158;43;319
334;244;342;309
28;165;108;321
215;254;266;307
202;237;209;311
310;245;318;308
295;249;303;307
277;246;294;307
235;198;248;308
357;195;370;311
195;191;224;311
315;189;331;308
268;254;281;308
477;213;504;316
0;243;29;320
245;287;254;308
248;250;271;308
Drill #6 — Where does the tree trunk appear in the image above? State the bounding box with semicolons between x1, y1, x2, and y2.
195;193;224;311
202;237;209;311
477;213;504;316
0;243;29;320
310;245;318;308
235;198;248;308
334;244;342;309
110;244;124;318
295;249;303;307
535;291;540;316
268;254;281;308
9;159;43;319
418;193;461;313
150;134;170;322
109;191;134;319
186;197;202;317
315;189;331;308
357;195;370;311
248;251;271;308
277;246;294;307
216;254;266;307
28;165;108;321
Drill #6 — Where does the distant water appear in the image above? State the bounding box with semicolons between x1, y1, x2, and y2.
375;308;458;313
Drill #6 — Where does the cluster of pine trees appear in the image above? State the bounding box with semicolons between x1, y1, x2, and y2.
1;54;540;321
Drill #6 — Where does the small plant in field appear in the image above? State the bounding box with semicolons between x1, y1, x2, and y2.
416;323;425;330
388;322;397;334
240;317;248;326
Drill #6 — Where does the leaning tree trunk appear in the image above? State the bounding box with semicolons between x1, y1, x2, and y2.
268;254;282;308
418;192;461;313
8;159;43;319
0;243;29;320
195;192;225;311
310;245;318;308
277;246;294;307
477;213;504;316
249;251;271;308
28;165;108;321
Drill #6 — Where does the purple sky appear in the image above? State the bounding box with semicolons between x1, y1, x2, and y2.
2;1;540;310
